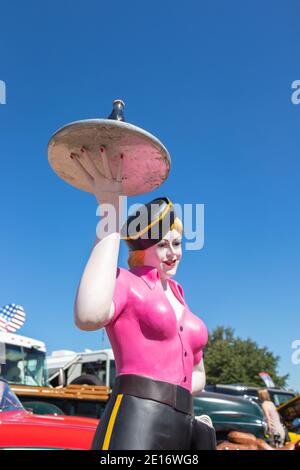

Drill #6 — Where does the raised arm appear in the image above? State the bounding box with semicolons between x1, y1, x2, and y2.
71;147;124;331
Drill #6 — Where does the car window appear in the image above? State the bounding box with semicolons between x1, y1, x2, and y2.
271;392;295;406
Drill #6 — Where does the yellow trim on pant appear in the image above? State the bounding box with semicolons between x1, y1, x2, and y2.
102;394;124;450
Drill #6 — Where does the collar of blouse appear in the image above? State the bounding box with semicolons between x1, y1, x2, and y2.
130;265;185;305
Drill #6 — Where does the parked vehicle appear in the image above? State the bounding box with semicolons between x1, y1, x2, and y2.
193;391;267;442
278;394;300;443
0;331;48;387
11;383;110;419
47;348;115;387
205;384;296;406
0;378;98;450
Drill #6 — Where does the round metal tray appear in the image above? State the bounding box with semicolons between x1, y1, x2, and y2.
48;119;171;196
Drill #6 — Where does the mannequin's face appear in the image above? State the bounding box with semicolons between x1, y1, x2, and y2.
143;229;182;280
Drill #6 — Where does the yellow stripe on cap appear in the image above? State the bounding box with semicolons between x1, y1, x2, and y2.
122;199;173;240
102;394;123;450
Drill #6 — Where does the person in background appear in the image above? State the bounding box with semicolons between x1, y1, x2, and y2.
258;388;287;447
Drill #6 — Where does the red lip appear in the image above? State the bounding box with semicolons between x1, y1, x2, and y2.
164;260;176;266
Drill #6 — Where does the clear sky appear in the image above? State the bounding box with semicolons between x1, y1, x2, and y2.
0;1;299;390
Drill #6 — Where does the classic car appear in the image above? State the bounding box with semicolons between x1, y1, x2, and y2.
0;378;98;450
205;384;296;406
193;391;267;442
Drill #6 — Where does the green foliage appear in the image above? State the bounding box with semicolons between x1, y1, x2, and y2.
204;326;288;387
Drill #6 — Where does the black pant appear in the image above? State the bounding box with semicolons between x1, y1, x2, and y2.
91;376;216;450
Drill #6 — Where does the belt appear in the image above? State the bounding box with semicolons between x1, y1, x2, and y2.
114;374;194;415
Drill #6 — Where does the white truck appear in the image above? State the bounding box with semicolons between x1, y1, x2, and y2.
0;331;48;387
47;348;116;388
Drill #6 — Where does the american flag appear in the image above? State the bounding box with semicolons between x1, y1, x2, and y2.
259;372;275;388
0;304;26;333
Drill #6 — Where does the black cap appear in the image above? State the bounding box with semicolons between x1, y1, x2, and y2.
121;197;176;251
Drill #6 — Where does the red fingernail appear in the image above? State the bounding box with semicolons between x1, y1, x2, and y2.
81;147;84;153
121;154;123;159
100;147;104;152
70;154;74;159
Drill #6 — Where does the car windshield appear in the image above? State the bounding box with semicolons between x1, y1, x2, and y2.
0;380;24;412
1;344;48;387
270;392;295;406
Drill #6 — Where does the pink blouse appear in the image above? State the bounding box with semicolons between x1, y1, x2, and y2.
105;265;208;393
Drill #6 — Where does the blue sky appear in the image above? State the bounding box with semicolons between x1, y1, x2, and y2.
0;1;299;390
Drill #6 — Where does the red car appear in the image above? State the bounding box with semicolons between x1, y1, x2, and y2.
0;379;98;450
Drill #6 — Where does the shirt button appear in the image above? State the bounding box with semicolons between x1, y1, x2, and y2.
184;351;187;357
180;326;183;332
183;376;187;382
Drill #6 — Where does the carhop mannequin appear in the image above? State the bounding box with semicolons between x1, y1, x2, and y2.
49;100;216;450
72;150;216;450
